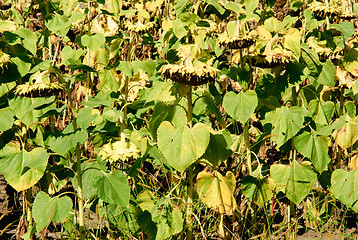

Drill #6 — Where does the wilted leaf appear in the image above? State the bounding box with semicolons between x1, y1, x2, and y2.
283;28;301;57
196;171;237;214
332;115;358;150
348;152;358;171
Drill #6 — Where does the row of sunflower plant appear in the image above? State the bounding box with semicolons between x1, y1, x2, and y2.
1;0;358;239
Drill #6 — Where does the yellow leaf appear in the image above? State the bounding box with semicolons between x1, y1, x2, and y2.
196;171;237;215
332;115;358;150
349;152;358;170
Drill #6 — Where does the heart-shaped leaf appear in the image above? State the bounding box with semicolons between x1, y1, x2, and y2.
95;169;130;207
223;90;258;124
33;191;72;232
46;129;87;156
196;171;237;215
295;131;331;173
270;161;317;204
331;169;358;212
157;121;210;172
263;106;305;148
0;143;49;191
317;60;336;87
81;33;106;51
241;175;275;207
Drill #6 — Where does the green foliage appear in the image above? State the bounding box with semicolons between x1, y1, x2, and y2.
0;0;358;238
157;121;210;172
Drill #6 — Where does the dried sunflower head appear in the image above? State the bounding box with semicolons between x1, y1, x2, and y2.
336;65;355;88
159;64;219;86
124;21;156;34
16;71;64;97
307;36;343;60
16;82;64;98
308;1;341;19
218;31;256;49
98;135;141;163
91;15;119;36
0;50;10;70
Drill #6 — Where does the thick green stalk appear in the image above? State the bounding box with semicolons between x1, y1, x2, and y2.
186;86;193;240
243;121;252;175
67;89;85;239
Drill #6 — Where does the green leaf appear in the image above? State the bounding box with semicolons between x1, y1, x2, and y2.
301;43;321;77
317;60;336;87
95;169;130;206
283;28;301;57
98;68;120;92
295;131;331;172
202;91;226;128
331;21;354;40
196;171;237;214
33;192;72;232
16;28;38;55
0;143;48;191
81;33;106;51
0;107;14;132
201;130;232;166
46;129;87;156
11;57;31;77
309;99;335;125
9;97;56;126
263;106;305;148
172;19;187;40
45;14;71;37
244;0;259;13
241;175;274;207
223;90;258;124
157;121;210;172
270;161;317;204
145;81;176;104
331;169;358;211
81;161;107;199
206;0;226;14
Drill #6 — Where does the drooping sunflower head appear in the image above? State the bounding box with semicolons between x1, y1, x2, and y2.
218;31;256;49
16;71;64;97
0;50;10;70
98;137;141;163
308;1;341;19
159;44;219;86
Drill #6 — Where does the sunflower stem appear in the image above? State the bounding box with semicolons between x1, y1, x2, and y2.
186;85;194;240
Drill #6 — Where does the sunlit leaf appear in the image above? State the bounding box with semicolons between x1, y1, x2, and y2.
295;131;331;172
331;169;358;211
271;161;317;204
157;121;210;172
223;90;258;124
197;171;237;214
33;192;72;232
0;143;48;191
317;60;336;87
263;106;305;148
81;33;106;51
95;169;130;207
